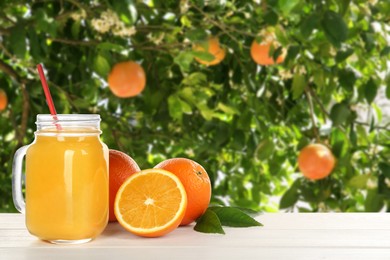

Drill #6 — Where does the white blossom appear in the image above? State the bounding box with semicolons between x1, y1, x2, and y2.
91;9;136;37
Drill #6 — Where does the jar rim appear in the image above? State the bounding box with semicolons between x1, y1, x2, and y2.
36;114;101;123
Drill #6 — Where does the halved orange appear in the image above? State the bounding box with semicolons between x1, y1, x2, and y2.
114;169;187;237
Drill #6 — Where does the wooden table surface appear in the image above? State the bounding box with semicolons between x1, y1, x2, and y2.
1;213;390;259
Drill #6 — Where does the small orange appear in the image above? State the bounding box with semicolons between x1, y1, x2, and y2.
0;89;7;111
107;61;146;98
114;169;187;237
193;37;226;66
298;143;336;180
250;32;285;66
109;149;141;222
154;158;211;225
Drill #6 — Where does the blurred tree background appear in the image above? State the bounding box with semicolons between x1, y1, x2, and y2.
0;0;389;213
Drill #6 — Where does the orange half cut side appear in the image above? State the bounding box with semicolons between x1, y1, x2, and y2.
114;169;187;237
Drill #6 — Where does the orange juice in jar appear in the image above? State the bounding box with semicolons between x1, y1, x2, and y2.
12;114;109;244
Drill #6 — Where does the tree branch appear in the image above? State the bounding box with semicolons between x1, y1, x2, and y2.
0;59;23;83
19;83;30;148
49;38;100;46
355;121;390;131
189;3;244;47
0;27;9;35
9;108;23;151
306;85;330;118
305;87;320;142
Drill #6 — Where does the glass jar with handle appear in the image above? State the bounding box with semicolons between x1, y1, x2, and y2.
12;114;109;244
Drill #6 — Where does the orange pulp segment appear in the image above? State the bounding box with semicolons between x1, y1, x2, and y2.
114;169;187;237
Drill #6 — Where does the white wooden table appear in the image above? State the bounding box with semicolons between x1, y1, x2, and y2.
1;213;390;259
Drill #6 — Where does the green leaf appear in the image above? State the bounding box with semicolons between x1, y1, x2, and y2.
379;163;390;177
279;186;299;209
373;105;383;127
10;25;26;58
233;207;262;217
380;46;390;56
378;163;390;198
93;55;110;77
348;175;371;189
35;9;58;37
192;51;215;62
301;14;319;38
356;124;368;146
168;95;182;120
330;128;348;158
330;102;351;126
28;28;42;61
194;209;225;234
285;45;300;63
339;0;351;16
338;69;357;91
321;11;348;48
97;42;125;53
364;78;378;104
180;15;192;27
335;48;354;63
264;9;278;25
217;103;239;115
112;0;137;25
196;103;214;121
178;87;195;103
256;139;275;160
72;98;90;108
292;74;306;99
386;77;390;99
71;21;81;39
279;0;300;14
365;190;384;212
209;207;262;227
273;46;283;62
174;51;194;73
349;126;357;146
168;94;192;121
185;29;208;42
182;72;207;86
313;70;325;88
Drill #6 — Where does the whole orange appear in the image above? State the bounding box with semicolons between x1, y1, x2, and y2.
109;149;141;222
298;144;336;180
0;89;7;111
107;61;146;98
193;37;226;66
250;32;285;66
154;158;211;225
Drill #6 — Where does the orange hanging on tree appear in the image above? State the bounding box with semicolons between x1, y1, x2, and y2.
107;61;146;98
250;30;286;66
193;36;226;66
298;143;336;180
0;89;7;111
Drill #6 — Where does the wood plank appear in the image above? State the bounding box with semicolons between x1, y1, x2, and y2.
2;213;390;259
2;247;390;260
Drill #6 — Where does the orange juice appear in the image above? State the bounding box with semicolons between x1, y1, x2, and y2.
24;130;108;243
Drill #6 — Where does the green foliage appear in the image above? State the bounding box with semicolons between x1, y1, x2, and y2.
0;0;389;213
194;206;262;234
194;209;225;234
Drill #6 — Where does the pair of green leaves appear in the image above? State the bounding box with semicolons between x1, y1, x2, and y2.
301;10;348;48
193;206;262;234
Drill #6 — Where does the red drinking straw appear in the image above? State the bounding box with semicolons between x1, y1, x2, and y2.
36;64;62;130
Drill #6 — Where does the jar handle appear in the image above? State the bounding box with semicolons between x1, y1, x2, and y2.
12;145;29;214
